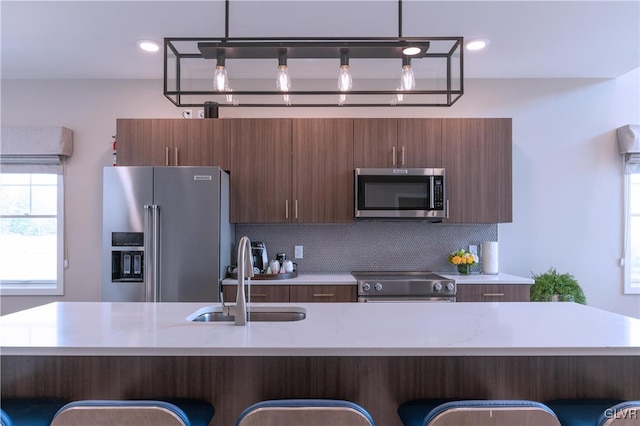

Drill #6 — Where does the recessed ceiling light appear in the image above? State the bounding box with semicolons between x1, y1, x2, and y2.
402;46;422;56
465;39;489;51
138;40;161;53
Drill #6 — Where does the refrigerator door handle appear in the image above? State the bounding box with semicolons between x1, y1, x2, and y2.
151;205;160;302
144;204;160;302
144;205;153;302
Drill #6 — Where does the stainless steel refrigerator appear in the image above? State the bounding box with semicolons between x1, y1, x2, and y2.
102;166;234;302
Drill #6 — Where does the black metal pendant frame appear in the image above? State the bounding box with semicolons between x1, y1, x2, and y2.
163;1;464;108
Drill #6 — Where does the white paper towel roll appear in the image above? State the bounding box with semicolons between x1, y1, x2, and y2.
482;241;499;274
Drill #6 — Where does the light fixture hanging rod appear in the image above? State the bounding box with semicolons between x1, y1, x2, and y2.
224;0;229;39
398;0;403;38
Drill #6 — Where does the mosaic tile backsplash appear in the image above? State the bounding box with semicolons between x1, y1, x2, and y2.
235;222;497;274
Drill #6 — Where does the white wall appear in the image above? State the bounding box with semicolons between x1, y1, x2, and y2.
1;71;639;317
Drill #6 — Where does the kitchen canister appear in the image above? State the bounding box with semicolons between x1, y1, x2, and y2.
481;241;499;274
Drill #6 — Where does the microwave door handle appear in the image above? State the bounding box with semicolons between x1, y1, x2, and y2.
429;176;435;209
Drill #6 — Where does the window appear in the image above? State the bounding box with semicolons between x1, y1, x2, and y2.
0;173;64;295
625;173;640;294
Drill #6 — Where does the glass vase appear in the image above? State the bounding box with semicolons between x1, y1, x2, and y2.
457;264;472;275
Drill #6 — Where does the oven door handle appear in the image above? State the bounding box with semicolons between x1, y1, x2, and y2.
358;297;455;303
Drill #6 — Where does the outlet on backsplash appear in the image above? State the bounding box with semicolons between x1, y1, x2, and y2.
468;245;478;256
295;245;304;259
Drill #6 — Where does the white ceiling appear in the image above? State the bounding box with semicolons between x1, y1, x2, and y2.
1;0;639;80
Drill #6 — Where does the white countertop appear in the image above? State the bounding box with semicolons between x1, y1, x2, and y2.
1;301;639;357
222;274;357;285
440;272;534;285
222;272;533;285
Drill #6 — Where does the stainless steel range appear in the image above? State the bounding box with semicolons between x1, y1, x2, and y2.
352;271;456;302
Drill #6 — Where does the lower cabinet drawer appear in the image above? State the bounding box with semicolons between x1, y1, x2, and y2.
222;285;290;303
289;285;357;303
456;284;531;302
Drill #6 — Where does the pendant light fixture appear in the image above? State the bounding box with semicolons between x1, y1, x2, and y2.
400;55;415;91
276;49;292;105
337;48;352;106
163;0;464;108
213;50;229;92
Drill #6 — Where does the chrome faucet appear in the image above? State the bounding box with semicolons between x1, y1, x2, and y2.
235;236;254;326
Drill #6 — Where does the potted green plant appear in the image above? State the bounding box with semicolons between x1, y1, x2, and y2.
530;267;587;304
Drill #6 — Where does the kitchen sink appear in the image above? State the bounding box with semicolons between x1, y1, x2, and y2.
187;305;306;323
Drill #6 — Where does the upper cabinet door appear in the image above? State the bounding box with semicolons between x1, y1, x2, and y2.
116;119;169;166
115;119;229;168
442;118;512;223
397;118;442;168
229;118;292;223
292;119;354;223
174;119;230;169
353;118;397;168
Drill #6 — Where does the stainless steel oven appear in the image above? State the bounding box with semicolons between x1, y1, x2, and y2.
352;271;456;302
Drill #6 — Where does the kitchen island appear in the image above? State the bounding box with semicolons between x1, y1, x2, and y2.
2;301;639;425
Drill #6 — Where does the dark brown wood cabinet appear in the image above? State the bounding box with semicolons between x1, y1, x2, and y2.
222;284;289;303
292;119;354;223
230;118;353;223
456;284;530;302
354;118;442;168
115;119;229;168
442;118;512;223
229;118;292;223
117;117;512;224
289;285;357;302
222;284;357;303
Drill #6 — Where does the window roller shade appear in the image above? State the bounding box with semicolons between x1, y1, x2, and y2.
617;124;640;174
1;126;73;173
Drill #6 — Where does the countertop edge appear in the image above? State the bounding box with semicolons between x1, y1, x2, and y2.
222;273;534;286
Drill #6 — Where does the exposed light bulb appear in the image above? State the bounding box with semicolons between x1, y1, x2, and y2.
276;49;292;105
338;65;352;92
400;57;415;90
277;65;291;92
337;49;352;106
214;66;228;92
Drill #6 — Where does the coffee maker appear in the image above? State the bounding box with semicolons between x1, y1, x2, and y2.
251;241;269;273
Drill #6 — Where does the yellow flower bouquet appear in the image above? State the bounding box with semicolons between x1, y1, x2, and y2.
448;249;479;275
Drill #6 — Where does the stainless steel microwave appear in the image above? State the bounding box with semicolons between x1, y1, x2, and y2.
354;168;446;220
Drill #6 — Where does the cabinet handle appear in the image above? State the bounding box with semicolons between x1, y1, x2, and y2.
401;146;405;166
295;199;298;219
482;293;505;297
165;147;170;166
285;200;289;219
174;147;179;166
312;293;335;297
446;200;450;219
392;146;396;166
252;293;267;297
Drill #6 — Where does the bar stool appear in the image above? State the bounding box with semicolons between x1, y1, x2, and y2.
50;399;215;426
1;409;14;426
0;398;69;426
398;399;561;426
546;399;625;426
236;399;375;426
